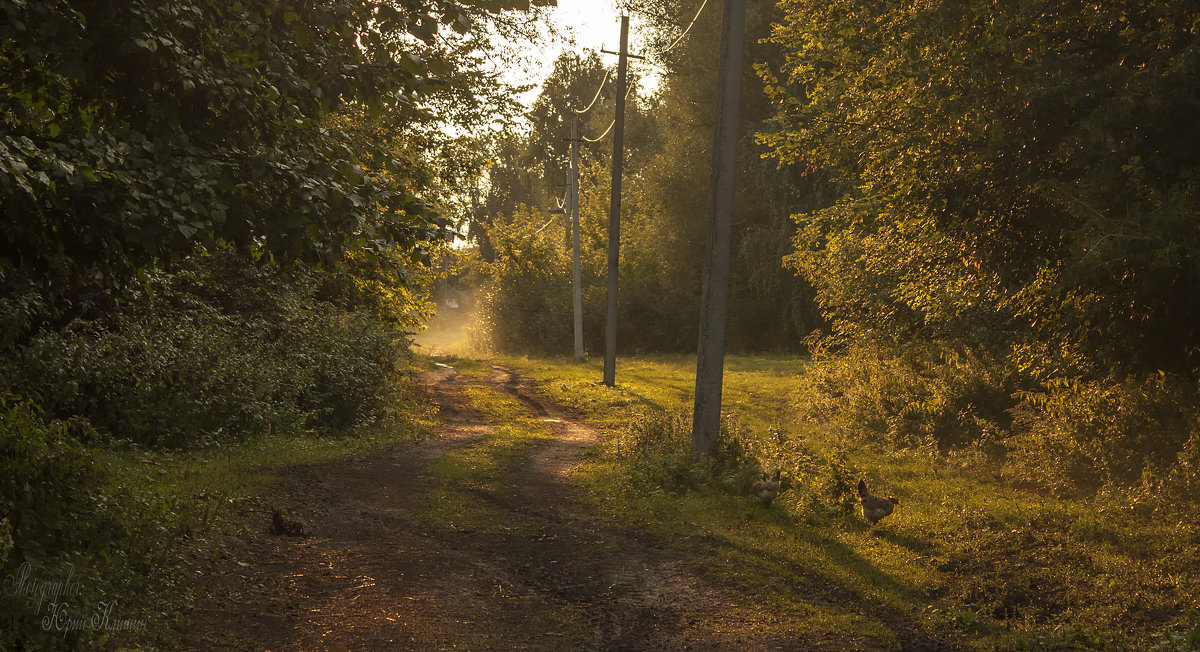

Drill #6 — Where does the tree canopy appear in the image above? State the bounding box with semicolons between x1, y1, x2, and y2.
761;0;1200;379
0;0;542;301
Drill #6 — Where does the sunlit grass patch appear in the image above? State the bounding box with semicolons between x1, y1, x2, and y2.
420;381;554;533
499;353;1200;650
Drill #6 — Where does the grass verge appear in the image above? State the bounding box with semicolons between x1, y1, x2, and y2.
489;353;1200;651
60;372;436;649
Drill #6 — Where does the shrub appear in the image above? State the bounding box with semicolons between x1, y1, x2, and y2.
750;428;862;518
18;303;307;448
0;397;177;649
468;206;575;355
1007;374;1196;495
792;340;1200;502
292;306;408;434
794;340;1016;451
5;250;415;448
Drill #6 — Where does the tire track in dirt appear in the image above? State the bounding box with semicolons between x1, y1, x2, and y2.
185;362;896;651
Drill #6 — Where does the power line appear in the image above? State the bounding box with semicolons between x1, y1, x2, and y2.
582;120;615;143
533;214;558;234
659;0;710;55
579;82;635;143
571;68;610;115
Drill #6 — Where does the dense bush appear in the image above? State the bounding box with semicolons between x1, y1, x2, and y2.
795;341;1017;451
468;206;575;355
760;0;1200;503
0;397;179;650
0;246;431;646
1006;374;1197;495
2;250;417;449
793;340;1200;503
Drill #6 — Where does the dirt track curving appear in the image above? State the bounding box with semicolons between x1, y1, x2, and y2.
184;363;898;651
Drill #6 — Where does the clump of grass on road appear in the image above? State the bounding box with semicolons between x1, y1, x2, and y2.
421;365;555;535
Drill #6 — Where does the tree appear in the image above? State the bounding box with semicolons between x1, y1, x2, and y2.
0;0;544;334
620;0;821;352
468;49;660;259
762;0;1200;379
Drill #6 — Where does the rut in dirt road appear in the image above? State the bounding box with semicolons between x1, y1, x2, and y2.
186;363;917;651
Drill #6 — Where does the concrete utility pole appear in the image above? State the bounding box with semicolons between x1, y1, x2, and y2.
603;15;629;387
692;0;747;458
569;113;584;362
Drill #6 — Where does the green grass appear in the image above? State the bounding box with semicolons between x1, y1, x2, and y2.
96;429;425;534
483;353;1200;651
62;377;440;649
420;365;555;535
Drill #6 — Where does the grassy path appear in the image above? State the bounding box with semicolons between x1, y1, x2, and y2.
188;358;913;650
184;353;1199;650
495;354;1200;651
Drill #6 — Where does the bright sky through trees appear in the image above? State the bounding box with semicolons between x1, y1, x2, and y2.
505;0;660;106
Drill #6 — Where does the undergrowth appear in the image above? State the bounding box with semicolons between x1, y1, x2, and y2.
0;248;434;649
794;341;1200;511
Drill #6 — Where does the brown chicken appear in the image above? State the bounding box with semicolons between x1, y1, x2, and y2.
857;479;899;524
751;470;781;506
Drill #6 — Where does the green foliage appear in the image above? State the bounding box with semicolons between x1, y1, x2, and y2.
0;0;542;645
4;249;417;449
463;31;820;354
759;0;1200;498
792;340;1200;502
0;0;540;359
0;1;466;282
621;0;822;352
1148;613;1200;652
468;205;575;354
744;424;862;519
597;389;861;519
764;0;1200;369
796;341;1016;451
0;397;180;649
1007;374;1197;494
615;408;757;495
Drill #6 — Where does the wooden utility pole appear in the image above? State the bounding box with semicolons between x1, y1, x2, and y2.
569;113;584;362
692;0;747;458
603;15;629;387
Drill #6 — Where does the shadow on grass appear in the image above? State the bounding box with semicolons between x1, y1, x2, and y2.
873;527;936;555
684;517;959;651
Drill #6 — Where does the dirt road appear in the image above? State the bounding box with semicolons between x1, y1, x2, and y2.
184;363;859;650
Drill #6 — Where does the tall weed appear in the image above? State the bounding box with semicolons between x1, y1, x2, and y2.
793;341;1200;504
614;407;861;517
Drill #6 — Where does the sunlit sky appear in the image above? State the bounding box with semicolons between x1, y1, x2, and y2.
508;0;661;105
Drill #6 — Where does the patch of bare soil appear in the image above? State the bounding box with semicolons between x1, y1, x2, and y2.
183;364;904;650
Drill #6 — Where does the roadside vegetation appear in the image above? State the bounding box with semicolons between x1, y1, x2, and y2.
458;2;1200;647
0;1;545;648
484;353;1200;650
465;0;1200;526
6;0;1199;648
